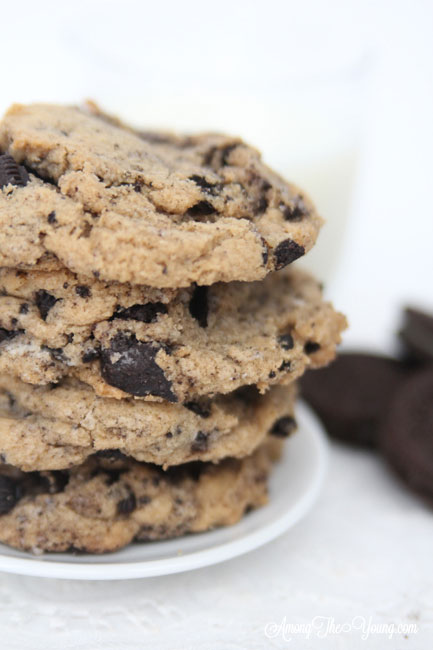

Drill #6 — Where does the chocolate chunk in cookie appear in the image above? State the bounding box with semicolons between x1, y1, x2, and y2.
116;489;137;515
0;328;21;344
191;432;209;453
278;333;294;350
35;289;59;320
100;333;177;401
300;353;406;447
112;302;167;323
75;285;91;298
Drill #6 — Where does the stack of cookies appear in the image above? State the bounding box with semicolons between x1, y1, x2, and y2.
0;103;346;553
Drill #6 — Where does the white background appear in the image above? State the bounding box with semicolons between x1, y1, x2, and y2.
0;0;432;647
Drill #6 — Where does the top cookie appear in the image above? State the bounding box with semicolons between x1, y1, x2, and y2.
0;103;322;287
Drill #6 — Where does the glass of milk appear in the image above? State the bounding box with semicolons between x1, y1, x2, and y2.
66;3;371;285
103;65;369;286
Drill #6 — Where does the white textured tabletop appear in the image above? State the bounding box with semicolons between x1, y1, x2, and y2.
0;1;432;648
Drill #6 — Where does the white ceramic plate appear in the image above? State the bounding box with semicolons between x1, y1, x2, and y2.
0;402;327;580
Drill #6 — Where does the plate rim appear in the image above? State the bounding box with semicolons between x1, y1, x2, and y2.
0;401;328;580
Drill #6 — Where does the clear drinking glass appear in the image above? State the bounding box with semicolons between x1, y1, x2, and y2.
65;2;372;286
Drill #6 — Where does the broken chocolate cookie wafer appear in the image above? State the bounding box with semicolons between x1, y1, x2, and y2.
0;437;282;553
380;369;433;503
300;353;406;447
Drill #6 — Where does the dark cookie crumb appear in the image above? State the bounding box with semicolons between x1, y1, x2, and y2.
304;341;321;354
117;490;137;515
189;285;209;328
221;144;239;165
112;302;167;323
47;210;57;224
261;238;269;265
281;196;308;222
82;348;100;363
42;345;67;363
35;290;59;320
19;303;29;315
278;333;294;350
0;328;21;344
75;285;91;298
274;239;305;270
184;400;212;418
270;416;297;438
189;175;218;193
191;432;209;453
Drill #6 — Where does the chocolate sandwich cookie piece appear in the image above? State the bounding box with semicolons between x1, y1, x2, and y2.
0;154;29;189
300;353;406;447
0;103;322;287
0;374;296;470
380;369;433;502
0;438;282;553
0;266;346;401
400;307;433;366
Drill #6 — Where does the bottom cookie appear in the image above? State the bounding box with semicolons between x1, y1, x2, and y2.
0;438;283;554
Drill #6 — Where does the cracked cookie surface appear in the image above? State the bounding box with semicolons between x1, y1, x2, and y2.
0;438;281;553
0;103;322;287
0;266;346;401
0;375;296;471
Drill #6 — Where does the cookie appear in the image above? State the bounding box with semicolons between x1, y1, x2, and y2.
380;369;433;502
400;307;433;366
0;374;296;471
0;103;322;287
300;353;406;447
0;437;281;553
0;266;346;401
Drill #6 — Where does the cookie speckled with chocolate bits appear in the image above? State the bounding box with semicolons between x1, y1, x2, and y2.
0;103;322;287
0;374;296;471
0;438;282;553
0;266;346;401
300;353;406;447
380;369;433;503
